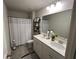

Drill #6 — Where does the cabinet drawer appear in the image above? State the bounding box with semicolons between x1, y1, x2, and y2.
48;47;64;59
42;44;57;59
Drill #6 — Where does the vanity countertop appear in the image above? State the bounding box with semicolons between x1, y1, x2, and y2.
34;34;67;56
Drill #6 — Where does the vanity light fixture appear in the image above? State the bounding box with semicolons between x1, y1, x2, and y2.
46;0;63;11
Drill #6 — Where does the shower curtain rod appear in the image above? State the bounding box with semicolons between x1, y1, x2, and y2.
8;16;31;19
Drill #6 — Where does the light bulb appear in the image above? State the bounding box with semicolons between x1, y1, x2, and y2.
51;4;55;9
46;6;51;10
46;4;55;11
56;1;62;10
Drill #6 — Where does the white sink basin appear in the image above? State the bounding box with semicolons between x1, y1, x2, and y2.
39;34;67;49
50;41;65;49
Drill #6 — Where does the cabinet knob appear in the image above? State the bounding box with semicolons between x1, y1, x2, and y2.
49;54;53;59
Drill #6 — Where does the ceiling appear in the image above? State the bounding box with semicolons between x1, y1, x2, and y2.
5;0;55;12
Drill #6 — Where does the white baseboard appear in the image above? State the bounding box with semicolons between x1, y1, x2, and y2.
3;50;11;59
3;54;7;59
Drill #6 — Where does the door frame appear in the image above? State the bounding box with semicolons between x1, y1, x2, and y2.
65;0;76;59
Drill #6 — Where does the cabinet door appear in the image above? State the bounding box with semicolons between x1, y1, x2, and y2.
42;43;50;59
33;38;38;53
37;40;43;59
33;38;43;59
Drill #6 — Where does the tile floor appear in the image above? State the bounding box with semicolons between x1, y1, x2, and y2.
11;44;40;59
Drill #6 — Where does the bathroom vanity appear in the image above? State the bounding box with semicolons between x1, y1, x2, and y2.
33;34;67;59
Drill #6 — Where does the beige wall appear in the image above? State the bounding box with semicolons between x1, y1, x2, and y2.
3;2;11;59
8;10;29;18
32;11;35;19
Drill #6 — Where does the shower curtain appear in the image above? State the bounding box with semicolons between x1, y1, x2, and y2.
9;17;32;46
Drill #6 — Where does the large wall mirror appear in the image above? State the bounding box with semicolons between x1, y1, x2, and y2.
41;9;72;39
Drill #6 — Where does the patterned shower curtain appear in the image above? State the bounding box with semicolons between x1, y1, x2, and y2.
9;17;32;46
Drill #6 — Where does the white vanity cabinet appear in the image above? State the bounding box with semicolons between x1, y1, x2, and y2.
33;37;65;59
